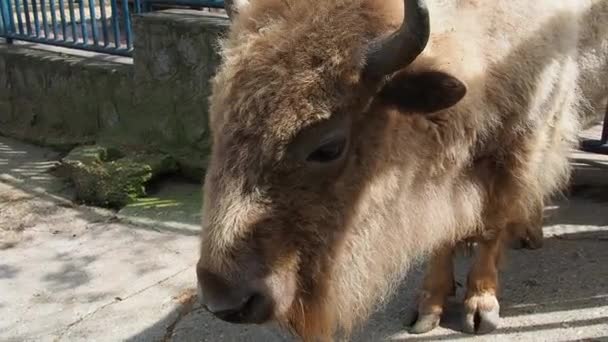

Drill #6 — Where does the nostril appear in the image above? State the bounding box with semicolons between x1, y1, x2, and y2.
209;294;252;322
204;292;273;324
197;267;273;324
205;293;249;316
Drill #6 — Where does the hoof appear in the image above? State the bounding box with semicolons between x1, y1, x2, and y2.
512;221;544;250
522;235;543;249
409;312;441;334
510;237;542;250
463;293;500;334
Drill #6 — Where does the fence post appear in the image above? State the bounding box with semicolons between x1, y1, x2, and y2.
0;0;15;43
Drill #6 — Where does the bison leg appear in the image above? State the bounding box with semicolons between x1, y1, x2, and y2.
410;243;455;334
462;233;504;334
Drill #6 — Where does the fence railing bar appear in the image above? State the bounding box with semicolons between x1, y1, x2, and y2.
2;33;131;55
121;0;131;50
14;0;25;34
1;0;8;34
7;0;16;32
0;0;15;34
58;0;67;40
40;0;48;38
87;0;98;45
49;0;58;38
78;0;87;44
67;0;76;41
109;0;119;48
98;0;108;46
1;0;226;56
22;0;32;36
0;5;5;36
31;0;40;37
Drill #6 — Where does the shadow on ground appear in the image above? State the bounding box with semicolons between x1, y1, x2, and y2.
0;137;197;290
1;136;202;340
0;137;202;240
123;225;608;341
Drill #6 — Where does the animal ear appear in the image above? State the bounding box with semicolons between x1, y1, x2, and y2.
379;70;466;113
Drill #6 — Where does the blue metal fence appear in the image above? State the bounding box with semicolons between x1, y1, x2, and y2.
0;0;225;56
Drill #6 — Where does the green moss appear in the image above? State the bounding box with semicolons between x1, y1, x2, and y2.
61;145;178;208
63;145;109;164
69;159;152;208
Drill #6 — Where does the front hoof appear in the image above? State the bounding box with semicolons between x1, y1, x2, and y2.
462;292;500;334
409;312;441;334
510;237;542;250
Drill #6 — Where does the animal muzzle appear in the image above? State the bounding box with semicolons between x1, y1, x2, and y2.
196;266;274;324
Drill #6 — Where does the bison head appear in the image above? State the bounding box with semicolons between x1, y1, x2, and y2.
197;0;467;338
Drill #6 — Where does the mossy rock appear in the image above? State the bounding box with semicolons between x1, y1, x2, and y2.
61;145;178;208
62;145;115;164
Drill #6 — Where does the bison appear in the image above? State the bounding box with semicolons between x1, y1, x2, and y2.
196;0;608;340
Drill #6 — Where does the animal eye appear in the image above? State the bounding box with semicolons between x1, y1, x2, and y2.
306;137;347;163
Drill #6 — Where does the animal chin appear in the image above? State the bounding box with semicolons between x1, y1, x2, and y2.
264;275;328;337
267;272;299;318
283;294;337;341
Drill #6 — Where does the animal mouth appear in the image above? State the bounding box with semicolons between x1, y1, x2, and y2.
212;292;274;324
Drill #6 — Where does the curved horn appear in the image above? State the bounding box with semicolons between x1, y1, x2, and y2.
364;0;430;80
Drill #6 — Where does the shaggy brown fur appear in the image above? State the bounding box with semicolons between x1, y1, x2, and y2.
198;0;608;340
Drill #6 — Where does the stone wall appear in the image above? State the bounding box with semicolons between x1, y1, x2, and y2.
0;10;229;181
0;46;133;148
127;10;228;178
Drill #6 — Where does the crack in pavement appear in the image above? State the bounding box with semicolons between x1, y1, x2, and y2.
162;289;199;342
53;264;195;342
